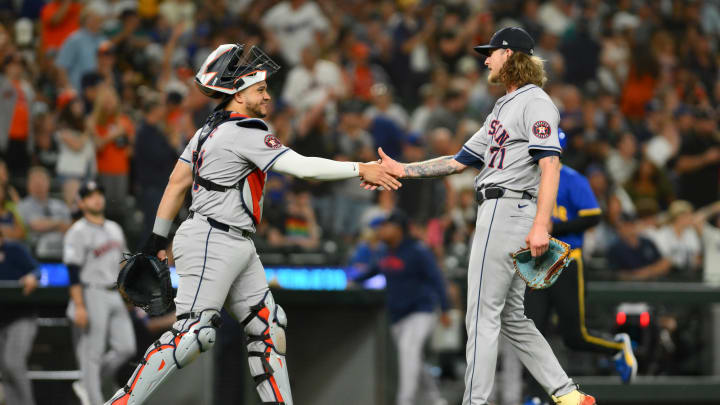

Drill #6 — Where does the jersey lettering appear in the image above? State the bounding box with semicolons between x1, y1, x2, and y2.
488;120;500;136
552;203;568;221
494;129;510;147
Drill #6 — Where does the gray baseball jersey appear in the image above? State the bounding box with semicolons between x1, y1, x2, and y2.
179;116;289;231
63;218;127;285
453;84;575;404
455;84;561;195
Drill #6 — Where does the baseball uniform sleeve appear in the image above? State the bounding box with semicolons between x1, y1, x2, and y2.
525;98;561;161
233;128;290;172
571;175;601;216
63;227;86;266
179;130;200;165
417;245;450;312
453;125;488;170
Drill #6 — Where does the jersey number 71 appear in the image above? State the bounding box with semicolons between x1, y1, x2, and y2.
488;146;506;169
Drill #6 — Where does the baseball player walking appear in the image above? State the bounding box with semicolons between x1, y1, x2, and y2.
354;210;450;405
106;43;399;405
377;27;596;405
64;180;136;405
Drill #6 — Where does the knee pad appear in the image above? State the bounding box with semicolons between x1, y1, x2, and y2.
105;309;222;405
242;291;293;405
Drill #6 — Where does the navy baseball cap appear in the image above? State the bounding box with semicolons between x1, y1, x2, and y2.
381;210;409;232
474;27;535;57
79;180;104;198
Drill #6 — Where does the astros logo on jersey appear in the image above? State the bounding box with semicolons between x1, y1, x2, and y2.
264;134;282;149
532;121;551;138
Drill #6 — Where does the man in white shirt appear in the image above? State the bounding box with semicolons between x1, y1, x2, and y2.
261;0;330;65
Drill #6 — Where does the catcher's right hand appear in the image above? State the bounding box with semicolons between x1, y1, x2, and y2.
117;253;174;316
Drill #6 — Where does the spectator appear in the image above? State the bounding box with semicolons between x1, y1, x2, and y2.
0;52;35;176
353;210;450;405
18;166;72;260
31;112;60;174
674;108;720;208
261;0;330;66
56;4;106;91
424;85;468;135
40;0;83;54
364;83;409;130
133;96;177;239
158;0;196;32
267;191;321;251
56;97;96;182
608;213;672;281
605;132;638;186
693;201;720;286
331;100;375;239
345;41;389;101
0;234;40;405
0;159;19;204
651;200;702;278
281;45;345;114
623;157;674;210
87;85;134;223
0;185;25;241
409;84;439;135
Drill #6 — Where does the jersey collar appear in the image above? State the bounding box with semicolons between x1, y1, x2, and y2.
497;83;536;103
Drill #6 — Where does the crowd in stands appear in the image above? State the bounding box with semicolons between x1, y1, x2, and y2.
0;0;719;287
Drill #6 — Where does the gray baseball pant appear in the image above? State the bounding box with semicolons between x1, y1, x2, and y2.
0;317;37;405
72;288;136;405
391;311;443;405
463;198;575;405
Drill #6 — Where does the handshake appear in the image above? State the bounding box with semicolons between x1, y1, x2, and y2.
358;147;404;191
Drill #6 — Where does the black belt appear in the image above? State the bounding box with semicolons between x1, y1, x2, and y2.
188;211;252;238
476;187;534;205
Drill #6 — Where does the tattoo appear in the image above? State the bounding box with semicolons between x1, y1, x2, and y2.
402;156;461;178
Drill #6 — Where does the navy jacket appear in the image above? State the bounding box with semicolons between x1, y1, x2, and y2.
356;238;450;323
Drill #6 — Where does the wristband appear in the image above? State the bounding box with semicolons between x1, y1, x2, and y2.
152;217;172;238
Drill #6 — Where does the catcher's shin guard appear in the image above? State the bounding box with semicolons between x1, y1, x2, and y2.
242;291;293;405
104;309;222;405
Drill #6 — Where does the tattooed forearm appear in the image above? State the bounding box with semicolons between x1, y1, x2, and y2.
402;155;463;178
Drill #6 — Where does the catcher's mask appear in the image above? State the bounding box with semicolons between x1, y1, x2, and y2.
194;44;281;99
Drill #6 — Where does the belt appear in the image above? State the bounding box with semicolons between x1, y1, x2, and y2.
476;187;535;205
82;283;117;291
188;211;252;238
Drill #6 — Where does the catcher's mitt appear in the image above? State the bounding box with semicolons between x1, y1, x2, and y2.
510;238;571;289
117;253;174;316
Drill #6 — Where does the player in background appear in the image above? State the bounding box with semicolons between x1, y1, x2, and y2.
353;210;451;405
0;234;40;405
107;43;399;405
64;180;136;405
375;27;596;405
522;129;637;404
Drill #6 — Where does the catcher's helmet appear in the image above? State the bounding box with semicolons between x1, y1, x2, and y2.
195;44;281;99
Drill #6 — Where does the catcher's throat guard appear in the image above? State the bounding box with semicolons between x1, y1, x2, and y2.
117;253;174;316
510;238;571;289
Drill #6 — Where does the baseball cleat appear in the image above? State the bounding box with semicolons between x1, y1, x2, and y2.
613;333;638;384
551;389;596;405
